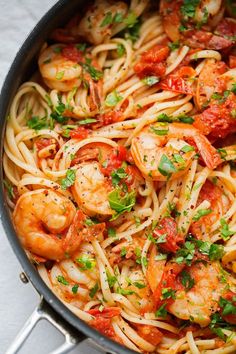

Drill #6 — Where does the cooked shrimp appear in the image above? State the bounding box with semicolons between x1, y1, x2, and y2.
169;262;227;326
77;0;128;45
13;189;85;260
38;44;82;91
131;122;221;182
195;59;227;109
72;162;113;217
190;180;229;239
194;0;223;24
160;0;231;50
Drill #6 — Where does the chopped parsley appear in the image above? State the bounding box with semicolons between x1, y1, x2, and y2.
220;218;234;240
3;180;15;200
124;12;138;27
27;115;53;130
175;241;195;265
120;247;127;257
192;208;212;221
168;41;180;51
60;169;76;190
155;303;167;318
210;313;234;341
57;275;69;285
180;270;195;291
150;124;169;136
100;11;113;27
117;287;135;295
133;281;146;289
89;282;99;298
72;284;79;294
111;168;128;186
76;255;96;270
105;90;123;107
108;227;116;237
142;76;160;86
106;271;117;288
78;118;97;125
178;114;194;124
161;288;176;300
180;0;200;19
100;11;124;27
108;188;136;220
117;43;125;57
56;71;65;80
158;154;177;179
50;102;69;124
219;296;236;316
81;58;103;81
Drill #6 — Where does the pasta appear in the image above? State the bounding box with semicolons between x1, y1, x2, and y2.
3;0;236;352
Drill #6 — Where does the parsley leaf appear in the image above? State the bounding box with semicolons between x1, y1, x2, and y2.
100;11;113;27
72;284;79;294
106;271;117;288
220;219;234;240
156;303;167;318
192;209;212;221
76;255;96;270
161;288;176;300
117;43;125;57
150;124;169;136
81;58;103;81
57;275;69;285
168;41;180;51
142;76;160;86
89;282;99;298
111;168;128;186
158;154;177;178
60;169;76;190
108;188;136;220
3;180;15;200
108;227;116;237
180;270;195;291
105;90;123;107
175;241;195;265
181;0;200;19
27;116;52;130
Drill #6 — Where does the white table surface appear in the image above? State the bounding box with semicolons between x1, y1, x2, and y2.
0;1;103;353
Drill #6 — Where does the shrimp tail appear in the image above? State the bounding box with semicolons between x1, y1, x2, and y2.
193;134;222;169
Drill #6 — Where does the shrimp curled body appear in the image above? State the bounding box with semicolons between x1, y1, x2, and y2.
13;189;85;261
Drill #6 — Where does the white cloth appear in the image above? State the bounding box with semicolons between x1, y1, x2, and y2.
0;1;102;353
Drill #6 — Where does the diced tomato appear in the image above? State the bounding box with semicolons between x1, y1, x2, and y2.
160;75;193;94
35;138;56;151
141;45;170;63
87;307;120;318
153;262;184;309
215;19;236;40
101;146;128;176
220;291;236;325
95;111;123;128
190;181;223;238
134;45;169;78
194;93;236;139
70;126;89;140
183;30;233;50
160;66;195;94
229;55;236;68
134;62;166;78
62;44;83;62
87;307;120;340
136;325;163;346
153;217;184;253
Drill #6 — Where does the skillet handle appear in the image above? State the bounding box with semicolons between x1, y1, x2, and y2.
5;296;85;354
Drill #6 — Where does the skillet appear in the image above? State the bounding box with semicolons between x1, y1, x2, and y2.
0;1;138;353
